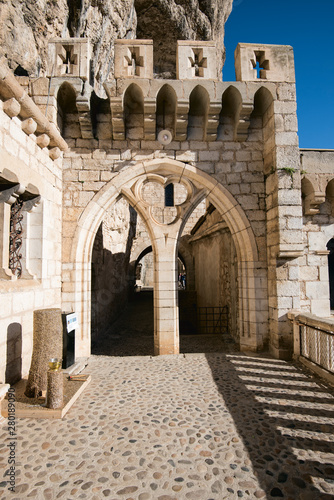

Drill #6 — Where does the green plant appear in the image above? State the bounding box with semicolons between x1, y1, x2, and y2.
281;166;296;176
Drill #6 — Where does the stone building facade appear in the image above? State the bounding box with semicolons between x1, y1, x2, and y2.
0;32;334;384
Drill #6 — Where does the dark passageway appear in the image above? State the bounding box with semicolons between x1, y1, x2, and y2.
92;290;237;356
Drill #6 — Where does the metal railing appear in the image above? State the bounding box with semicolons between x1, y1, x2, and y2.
197;306;228;335
299;321;334;374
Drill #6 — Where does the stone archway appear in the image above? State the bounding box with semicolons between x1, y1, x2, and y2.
69;159;261;358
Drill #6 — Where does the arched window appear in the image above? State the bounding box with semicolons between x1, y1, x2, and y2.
165;183;174;207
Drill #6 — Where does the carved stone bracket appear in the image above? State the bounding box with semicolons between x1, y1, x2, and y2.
144;98;156;141
235;101;253;142
76;83;94;139
304;192;326;215
110;97;125;140
175;100;190;141
206;103;221;142
0;184;25;205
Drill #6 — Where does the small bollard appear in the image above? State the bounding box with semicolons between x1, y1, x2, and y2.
46;358;63;409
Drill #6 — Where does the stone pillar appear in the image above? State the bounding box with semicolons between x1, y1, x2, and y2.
123;174;198;355
154;235;179;355
264;84;303;360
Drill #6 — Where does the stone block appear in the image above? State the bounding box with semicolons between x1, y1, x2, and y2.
48;38;91;80
306;281;329;300
177;41;218;80
235;43;295;82
114;40;153;79
310;299;330;317
175;151;198;162
199;150;219;162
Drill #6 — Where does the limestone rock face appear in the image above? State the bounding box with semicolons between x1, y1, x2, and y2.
135;0;233;78
0;0;232;93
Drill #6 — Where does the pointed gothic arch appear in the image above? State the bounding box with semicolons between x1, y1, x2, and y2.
68;159;262;357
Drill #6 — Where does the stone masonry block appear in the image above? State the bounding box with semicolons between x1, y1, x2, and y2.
114;40;153;79
48;38;91;80
235;43;295;82
177;41;218;81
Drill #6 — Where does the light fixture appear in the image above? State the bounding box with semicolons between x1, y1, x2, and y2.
158;129;172;145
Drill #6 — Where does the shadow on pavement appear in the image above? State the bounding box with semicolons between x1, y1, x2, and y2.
205;353;334;499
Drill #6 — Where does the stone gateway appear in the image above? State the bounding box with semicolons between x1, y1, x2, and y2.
0;1;333;388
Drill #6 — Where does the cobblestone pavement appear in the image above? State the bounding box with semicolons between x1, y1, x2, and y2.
1;352;334;499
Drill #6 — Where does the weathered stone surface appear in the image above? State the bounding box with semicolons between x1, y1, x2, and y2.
0;0;232;95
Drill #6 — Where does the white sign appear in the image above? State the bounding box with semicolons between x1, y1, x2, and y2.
66;313;78;333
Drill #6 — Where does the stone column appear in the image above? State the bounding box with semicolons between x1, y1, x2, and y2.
153;234;179;355
264;83;303;360
124;174;198;355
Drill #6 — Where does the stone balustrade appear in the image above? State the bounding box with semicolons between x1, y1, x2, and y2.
288;311;334;384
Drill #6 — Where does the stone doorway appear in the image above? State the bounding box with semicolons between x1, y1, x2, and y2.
70;159;262;359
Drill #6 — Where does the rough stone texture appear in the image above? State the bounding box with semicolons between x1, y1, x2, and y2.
46;369;63;409
0;0;232;95
24;309;63;398
135;0;233;78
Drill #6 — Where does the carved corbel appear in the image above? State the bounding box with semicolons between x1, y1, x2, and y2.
304;192;326;215
234;101;253;142
22;195;41;213
206;102;221;142
175;100;190;141
76;82;94;139
0;184;25;205
3;98;21;118
110;97;125;140
144;98;156;141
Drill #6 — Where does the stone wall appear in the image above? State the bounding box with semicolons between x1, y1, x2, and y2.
0;94;63;384
190;207;239;340
91;198;137;342
300;149;334;315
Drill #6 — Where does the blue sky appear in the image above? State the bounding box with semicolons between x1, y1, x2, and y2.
223;0;334;149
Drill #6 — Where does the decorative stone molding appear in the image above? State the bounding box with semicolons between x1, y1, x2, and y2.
114;40;153;79
235;101;253;142
235;43;295;83
48;38;91;80
0;59;68;153
3;97;20;117
0;180;40;281
177;41;218;81
76;83;94;139
175;99;190;141
21;117;37;135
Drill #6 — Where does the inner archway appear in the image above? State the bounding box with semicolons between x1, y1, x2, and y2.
70;159;261;359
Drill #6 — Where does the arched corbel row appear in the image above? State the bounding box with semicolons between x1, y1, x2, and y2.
105;82;272;143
